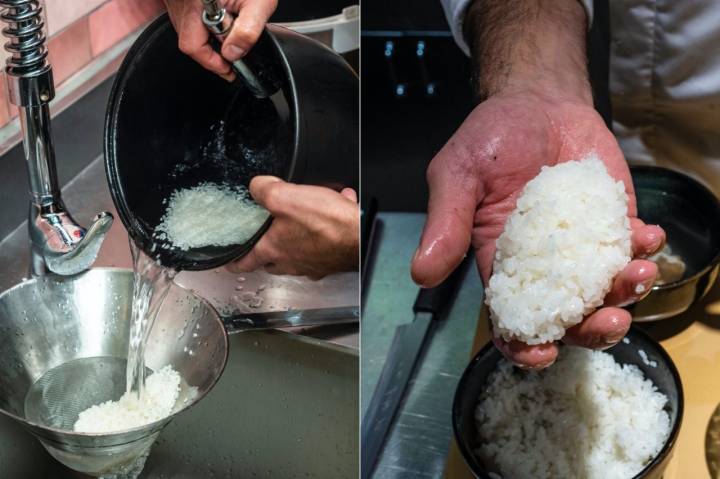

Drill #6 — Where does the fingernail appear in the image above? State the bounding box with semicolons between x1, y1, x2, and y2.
645;231;663;253
635;278;655;297
220;72;235;83
606;325;629;345
520;359;555;371
223;45;244;61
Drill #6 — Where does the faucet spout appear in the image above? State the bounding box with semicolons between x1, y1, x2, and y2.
1;0;113;276
30;205;113;276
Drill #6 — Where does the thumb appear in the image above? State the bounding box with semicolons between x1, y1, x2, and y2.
221;0;277;61
248;175;284;209
340;188;358;202
411;158;480;288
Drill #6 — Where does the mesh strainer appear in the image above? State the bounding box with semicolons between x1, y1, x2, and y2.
0;269;228;478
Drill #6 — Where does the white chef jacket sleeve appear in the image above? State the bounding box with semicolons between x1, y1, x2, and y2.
440;0;594;56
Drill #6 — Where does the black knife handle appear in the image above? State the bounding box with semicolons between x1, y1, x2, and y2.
412;256;468;316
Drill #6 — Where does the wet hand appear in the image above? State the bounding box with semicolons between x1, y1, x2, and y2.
410;91;666;369
164;0;277;81
227;176;359;278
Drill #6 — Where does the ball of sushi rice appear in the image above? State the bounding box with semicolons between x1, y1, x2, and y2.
485;155;632;345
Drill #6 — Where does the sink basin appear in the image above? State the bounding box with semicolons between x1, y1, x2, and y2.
0;156;358;477
0;275;358;478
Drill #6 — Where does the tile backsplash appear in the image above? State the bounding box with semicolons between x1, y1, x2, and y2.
0;0;165;128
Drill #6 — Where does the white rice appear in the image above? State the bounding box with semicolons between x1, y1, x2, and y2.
485;155;632;344
475;347;671;479
638;349;658;368
73;365;181;433
155;183;269;250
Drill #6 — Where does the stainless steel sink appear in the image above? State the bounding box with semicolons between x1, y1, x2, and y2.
0;156;359;477
0;329;358;478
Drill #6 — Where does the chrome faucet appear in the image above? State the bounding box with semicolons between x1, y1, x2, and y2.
0;0;112;276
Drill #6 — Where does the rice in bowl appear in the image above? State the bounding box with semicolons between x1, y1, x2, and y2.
475;346;671;479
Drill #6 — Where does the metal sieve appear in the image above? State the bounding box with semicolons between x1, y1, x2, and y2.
0;269;228;478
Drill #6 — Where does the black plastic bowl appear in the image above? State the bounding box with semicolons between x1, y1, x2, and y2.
630;166;720;321
452;326;683;479
105;14;358;271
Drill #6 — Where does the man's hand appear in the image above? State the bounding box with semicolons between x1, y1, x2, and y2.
411;0;666;369
164;0;277;81
227;177;359;278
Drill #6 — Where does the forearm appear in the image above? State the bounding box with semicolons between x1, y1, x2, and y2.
463;0;591;104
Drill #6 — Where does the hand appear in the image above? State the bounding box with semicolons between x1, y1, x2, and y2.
164;0;277;81
411;91;666;369
227;176;359;278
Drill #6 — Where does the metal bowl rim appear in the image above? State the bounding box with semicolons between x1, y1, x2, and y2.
0;267;230;442
631;165;720;291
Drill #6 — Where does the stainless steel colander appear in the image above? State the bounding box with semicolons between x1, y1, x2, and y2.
0;268;228;477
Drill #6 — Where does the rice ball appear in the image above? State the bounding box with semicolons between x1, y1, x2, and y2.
485;155;632;345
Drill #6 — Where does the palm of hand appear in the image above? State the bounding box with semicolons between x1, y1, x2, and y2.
465;95;636;282
413;93;662;368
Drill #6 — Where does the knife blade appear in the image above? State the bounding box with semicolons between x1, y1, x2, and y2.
222;306;359;333
361;259;468;478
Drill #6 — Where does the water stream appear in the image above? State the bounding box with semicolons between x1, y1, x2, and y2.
126;240;177;397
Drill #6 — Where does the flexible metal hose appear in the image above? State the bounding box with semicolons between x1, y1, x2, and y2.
0;0;48;76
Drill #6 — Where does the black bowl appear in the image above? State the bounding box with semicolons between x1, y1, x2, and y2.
105;15;358;271
452;326;684;479
630;166;720;321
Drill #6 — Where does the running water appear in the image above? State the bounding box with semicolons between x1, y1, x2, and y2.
126;240;177;397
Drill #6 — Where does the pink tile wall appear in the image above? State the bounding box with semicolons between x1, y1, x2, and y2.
88;0;164;56
47;17;92;85
0;73;10;125
0;0;165;128
45;0;108;36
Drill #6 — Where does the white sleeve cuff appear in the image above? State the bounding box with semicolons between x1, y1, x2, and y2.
441;0;473;56
579;0;594;29
441;0;595;57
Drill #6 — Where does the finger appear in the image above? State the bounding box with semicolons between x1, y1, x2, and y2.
340;188;358;202
226;239;272;273
176;7;233;79
263;262;302;276
250;176;351;220
563;307;631;349
410;155;480;288
603;259;658;307
248;176;289;215
630;218;665;258
492;338;559;370
222;0;277;61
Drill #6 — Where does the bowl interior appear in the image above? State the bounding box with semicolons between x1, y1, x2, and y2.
632;166;720;284
453;327;683;478
0;269;228;441
106;15;294;270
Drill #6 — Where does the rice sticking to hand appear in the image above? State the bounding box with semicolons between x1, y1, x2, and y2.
485;155;632;345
